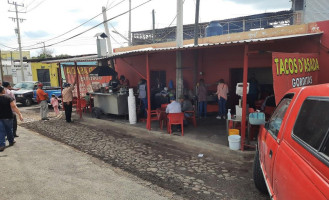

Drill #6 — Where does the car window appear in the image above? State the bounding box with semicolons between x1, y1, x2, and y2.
267;96;293;137
293;99;329;151
13;82;34;90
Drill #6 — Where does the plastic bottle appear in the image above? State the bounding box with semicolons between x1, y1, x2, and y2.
227;109;231;120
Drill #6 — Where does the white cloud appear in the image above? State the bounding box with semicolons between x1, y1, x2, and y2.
0;0;291;57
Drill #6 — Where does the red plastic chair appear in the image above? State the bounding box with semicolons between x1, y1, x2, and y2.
184;107;197;127
167;113;184;136
76;99;88;113
161;103;169;110
146;109;161;128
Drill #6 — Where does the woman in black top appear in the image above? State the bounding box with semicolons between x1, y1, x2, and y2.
0;86;23;152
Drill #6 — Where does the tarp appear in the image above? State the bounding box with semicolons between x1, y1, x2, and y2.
272;52;320;104
63;65;111;97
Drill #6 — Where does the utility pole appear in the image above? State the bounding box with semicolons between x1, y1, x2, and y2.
8;0;26;82
193;0;200;96
102;6;113;56
0;49;4;82
152;9;155;43
39;41;46;58
128;0;132;46
176;0;183;99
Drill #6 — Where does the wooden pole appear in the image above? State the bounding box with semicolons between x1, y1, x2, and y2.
241;44;249;151
146;54;151;130
74;62;82;119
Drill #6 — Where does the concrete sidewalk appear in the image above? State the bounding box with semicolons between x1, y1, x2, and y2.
0;127;173;200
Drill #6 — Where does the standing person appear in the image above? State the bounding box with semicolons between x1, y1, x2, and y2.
62;82;76;123
197;79;207;118
0;86;23;152
3;82;18;137
50;94;60;116
36;83;49;121
119;75;130;88
215;79;229;119
138;79;147;117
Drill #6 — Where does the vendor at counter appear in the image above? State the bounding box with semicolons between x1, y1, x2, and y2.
119;75;130;88
109;74;120;93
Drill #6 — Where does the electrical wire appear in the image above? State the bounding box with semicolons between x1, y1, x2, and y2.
21;0;152;51
0;43;17;49
20;0;127;49
26;0;48;12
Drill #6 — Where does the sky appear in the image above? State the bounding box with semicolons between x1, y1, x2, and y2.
0;0;292;57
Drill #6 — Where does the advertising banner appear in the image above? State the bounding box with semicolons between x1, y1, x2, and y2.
63;65;111;97
272;52;320;104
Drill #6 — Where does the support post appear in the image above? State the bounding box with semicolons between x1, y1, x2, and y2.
193;0;200;95
146;54;151;130
176;0;184;99
58;63;64;111
241;44;249;151
74;62;82;119
128;0;131;46
152;9;155;43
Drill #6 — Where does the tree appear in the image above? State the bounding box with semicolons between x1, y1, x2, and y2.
36;48;54;59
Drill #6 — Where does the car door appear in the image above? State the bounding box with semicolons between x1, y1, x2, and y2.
264;95;293;185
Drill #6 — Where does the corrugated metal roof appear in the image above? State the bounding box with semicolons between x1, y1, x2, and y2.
44;55;107;63
109;32;323;58
46;32;322;63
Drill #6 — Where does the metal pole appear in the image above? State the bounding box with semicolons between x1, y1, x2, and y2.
102;6;113;55
193;0;200;46
74;62;82;119
146;54;151;130
176;0;183;99
241;44;249;151
15;3;24;81
128;0;131;46
152;9;155;44
176;0;183;47
193;0;200;95
58;63;64;111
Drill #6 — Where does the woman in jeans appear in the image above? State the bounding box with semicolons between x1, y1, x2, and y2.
0;86;23;152
215;79;229;119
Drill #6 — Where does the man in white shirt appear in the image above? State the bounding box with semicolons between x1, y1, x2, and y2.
166;96;182;113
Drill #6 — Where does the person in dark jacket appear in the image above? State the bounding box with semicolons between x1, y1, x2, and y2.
197;79;207;118
0;86;23;152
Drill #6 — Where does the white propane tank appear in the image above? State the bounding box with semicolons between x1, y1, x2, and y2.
128;88;137;124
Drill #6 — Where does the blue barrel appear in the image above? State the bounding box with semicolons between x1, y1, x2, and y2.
205;21;223;37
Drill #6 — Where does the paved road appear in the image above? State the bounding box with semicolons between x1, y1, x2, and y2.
0;127;174;200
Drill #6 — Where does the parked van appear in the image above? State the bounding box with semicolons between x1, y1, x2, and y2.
253;84;329;199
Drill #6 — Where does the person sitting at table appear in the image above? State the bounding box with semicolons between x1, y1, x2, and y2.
166;96;182;132
179;95;193;116
84;92;91;104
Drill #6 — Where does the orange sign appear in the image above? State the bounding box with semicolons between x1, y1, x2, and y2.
63;66;111;97
272;52;320;104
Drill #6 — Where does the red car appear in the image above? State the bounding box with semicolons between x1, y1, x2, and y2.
253;84;329;200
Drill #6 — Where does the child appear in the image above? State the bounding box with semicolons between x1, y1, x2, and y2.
51;94;60;116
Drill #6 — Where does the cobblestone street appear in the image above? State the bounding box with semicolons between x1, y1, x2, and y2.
18;105;267;200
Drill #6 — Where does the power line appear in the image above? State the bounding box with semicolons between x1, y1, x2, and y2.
20;0;127;49
21;0;152;51
26;0;48;12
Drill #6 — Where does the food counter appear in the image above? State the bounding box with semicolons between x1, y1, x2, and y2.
91;92;128;115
